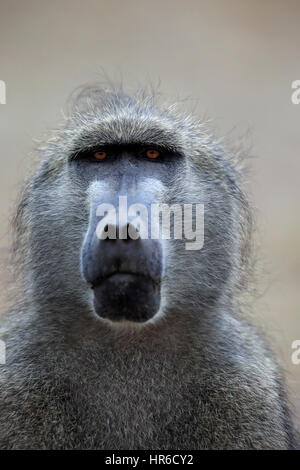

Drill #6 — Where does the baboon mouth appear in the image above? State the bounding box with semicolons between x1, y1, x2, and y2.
91;271;160;288
91;271;161;322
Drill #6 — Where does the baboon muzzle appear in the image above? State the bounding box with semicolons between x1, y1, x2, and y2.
81;217;163;323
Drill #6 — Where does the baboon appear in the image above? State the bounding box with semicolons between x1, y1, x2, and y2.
0;85;297;449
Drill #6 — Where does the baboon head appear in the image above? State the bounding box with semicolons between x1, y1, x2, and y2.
14;86;251;325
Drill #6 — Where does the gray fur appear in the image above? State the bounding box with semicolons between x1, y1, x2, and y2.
0;85;297;449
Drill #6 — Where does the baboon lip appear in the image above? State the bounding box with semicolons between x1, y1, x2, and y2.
91;271;160;288
91;271;162;323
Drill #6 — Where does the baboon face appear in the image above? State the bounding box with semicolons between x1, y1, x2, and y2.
25;90;241;325
72;144;184;323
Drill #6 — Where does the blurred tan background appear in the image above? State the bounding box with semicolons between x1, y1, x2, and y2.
0;0;299;430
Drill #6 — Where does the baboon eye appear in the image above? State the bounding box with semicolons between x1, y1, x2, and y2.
93;151;107;160
146;149;160;159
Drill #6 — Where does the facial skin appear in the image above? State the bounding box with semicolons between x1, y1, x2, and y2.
70;144;184;323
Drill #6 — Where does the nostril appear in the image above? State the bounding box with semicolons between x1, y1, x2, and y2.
100;224;117;241
99;223;140;241
125;223;140;241
113;223;139;241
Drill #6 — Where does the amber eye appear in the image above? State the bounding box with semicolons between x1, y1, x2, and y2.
146;149;160;159
94;151;107;160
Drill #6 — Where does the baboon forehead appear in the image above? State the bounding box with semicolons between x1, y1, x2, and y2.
63;88;197;155
43;87;227;173
68;119;184;156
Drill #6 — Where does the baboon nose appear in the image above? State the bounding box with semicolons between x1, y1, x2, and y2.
82;221;161;285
